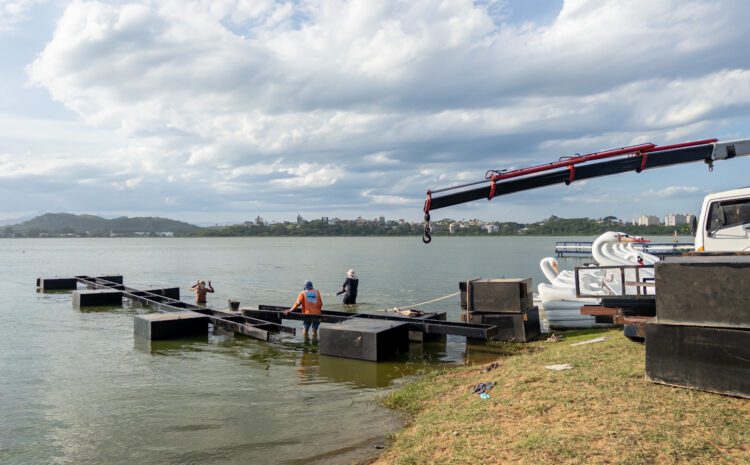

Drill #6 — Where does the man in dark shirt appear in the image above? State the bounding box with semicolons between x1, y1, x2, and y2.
339;269;359;305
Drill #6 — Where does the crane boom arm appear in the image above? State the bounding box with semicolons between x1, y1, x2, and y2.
421;138;750;243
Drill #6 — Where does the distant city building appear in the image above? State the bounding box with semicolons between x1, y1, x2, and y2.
686;214;696;226
321;216;329;224
255;215;265;226
485;224;499;233
637;215;661;226
296;214;304;225
378;216;386;225
664;213;688;226
449;222;457;234
156;232;174;237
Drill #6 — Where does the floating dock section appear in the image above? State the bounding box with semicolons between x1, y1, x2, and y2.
36;275;504;362
242;304;498;361
37;275;296;341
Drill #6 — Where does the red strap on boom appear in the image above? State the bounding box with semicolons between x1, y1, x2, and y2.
566;165;576;184
423;191;432;214
639;152;648;172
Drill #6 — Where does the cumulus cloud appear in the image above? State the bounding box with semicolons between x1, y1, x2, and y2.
0;0;43;31
361;190;413;206
5;0;750;221
271;163;344;187
640;186;703;199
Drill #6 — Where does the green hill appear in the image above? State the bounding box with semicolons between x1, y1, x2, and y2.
9;213;201;236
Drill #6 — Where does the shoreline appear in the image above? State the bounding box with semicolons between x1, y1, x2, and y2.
370;329;750;464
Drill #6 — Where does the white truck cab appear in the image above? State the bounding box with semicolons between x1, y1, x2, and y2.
695;187;750;252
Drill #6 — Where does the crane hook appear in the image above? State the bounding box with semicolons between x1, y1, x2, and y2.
422;212;432;244
422;192;433;244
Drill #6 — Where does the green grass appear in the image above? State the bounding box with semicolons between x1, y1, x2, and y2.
375;329;750;465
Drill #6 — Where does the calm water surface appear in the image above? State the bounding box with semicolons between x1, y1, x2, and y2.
1;236;659;464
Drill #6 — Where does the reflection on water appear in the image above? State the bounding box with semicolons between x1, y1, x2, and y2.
133;328;518;390
134;335;210;353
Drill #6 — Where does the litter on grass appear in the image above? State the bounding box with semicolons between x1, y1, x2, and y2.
546;333;565;342
545;364;574;371
470;382;496;394
570;336;608;346
480;362;500;373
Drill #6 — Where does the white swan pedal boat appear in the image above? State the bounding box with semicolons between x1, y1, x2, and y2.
537;232;659;328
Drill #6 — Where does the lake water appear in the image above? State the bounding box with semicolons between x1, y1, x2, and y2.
0;236;678;464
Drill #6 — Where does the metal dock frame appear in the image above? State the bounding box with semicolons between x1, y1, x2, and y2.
246;304;498;340
74;275;296;340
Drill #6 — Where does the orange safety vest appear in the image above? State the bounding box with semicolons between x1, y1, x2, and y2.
295;289;322;315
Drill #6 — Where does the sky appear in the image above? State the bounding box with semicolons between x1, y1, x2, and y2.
1;0;750;225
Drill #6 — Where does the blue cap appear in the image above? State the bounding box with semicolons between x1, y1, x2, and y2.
304;280;313;290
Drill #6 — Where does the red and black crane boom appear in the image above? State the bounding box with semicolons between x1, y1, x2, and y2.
421;138;749;243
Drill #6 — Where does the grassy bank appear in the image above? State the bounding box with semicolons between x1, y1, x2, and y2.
375;329;750;465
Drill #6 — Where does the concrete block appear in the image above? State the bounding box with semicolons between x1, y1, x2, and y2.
73;289;122;308
319;319;410;362
463;278;533;313
134;311;209;340
37;277;77;291
646;322;750;398
656;256;750;328
462;306;540;342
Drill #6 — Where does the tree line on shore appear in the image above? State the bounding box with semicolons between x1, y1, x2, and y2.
195;216;689;237
2;213;691;238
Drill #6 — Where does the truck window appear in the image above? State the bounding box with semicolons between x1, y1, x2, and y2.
706;198;750;233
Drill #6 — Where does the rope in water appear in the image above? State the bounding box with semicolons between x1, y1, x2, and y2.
392;291;460;310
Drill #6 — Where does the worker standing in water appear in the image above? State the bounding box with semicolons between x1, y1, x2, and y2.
191;280;214;304
285;280;322;338
337;269;359;305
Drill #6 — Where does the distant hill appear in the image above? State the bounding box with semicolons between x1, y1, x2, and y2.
8;213;201;236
